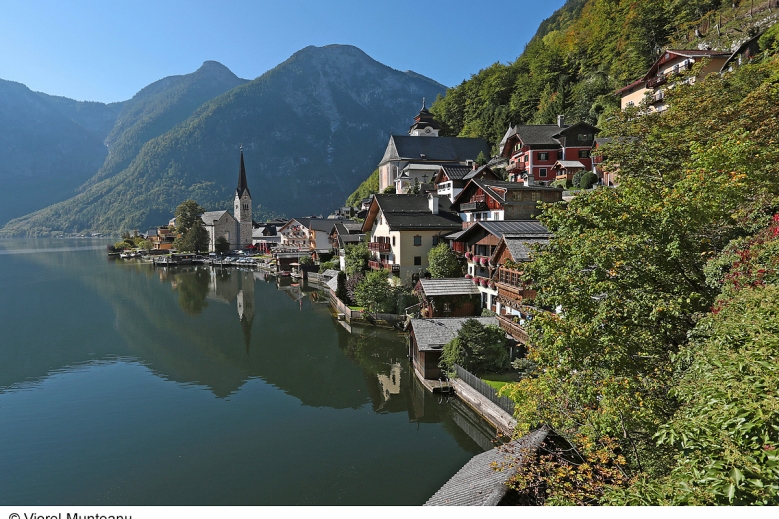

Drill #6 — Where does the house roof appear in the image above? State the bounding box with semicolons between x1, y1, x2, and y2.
451;179;562;211
503;237;548;262
415;278;482;297
362;194;462;232
338;234;364;248
201;210;232;226
438;164;473;181
555;160;586;169
455;220;552;245
309;218;349;233
410;317;499;351
326;276;339;292
321;269;340;279
379;135;490;166
425;427;551;506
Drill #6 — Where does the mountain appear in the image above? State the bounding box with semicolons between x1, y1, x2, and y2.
2;45;446;235
0;79;120;225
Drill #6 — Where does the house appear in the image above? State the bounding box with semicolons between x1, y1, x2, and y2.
361;193;462;284
433;163;498;202
453;221;551;311
378;102;491;192
499;116;599;184
591;137;616;186
278;218;352;253
413;278;482;318
450;178;563;229
329;222;365;270
408;316;499;380
148;226;177;250
617;49;729;112
720;31;763;73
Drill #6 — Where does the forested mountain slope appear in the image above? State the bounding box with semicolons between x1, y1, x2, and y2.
430;0;778;150
2;45;446;235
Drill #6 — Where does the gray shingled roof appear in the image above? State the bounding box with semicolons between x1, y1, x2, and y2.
372;194;462;230
380;135;490;165
417;278;482;297
410;317;498;351
425;427;550;506
555;160;586;169
440;164;473;180
456;221;552;244
326;276;339;292
201;210;231;225
503;237;548;262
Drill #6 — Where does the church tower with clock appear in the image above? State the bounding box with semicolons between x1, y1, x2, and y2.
407;99;440;137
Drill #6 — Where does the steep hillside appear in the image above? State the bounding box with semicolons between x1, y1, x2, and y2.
430;0;779;149
2;45;446;235
82;60;247;188
0;79;115;225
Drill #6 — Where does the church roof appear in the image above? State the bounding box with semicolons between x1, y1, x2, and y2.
236;147;251;199
379;136;490;166
201;210;233;226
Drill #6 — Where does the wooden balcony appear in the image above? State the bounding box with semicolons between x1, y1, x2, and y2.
368;259;399;272
460;201;487;212
496;314;530;344
646;74;667;88
368;241;391;253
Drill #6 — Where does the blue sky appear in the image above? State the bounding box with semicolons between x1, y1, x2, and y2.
0;0;566;103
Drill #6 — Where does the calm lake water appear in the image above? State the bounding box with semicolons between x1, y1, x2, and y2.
0;239;495;505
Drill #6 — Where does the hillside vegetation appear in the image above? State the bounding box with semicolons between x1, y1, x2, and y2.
430;0;779;150
502;42;779;504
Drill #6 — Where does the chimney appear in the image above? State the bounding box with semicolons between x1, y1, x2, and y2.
557;115;565;127
524;171;535;187
472;161;478;171
428;192;439;214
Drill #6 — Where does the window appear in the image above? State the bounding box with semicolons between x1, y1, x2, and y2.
413;235;421;246
414;256;422;265
579;149;590;159
432;236;439;246
538;152;548;161
539;168;547;178
443;302;451;312
392;236;396;246
578;134;591;142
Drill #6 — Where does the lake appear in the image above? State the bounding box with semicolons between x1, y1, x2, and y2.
0;239;496;505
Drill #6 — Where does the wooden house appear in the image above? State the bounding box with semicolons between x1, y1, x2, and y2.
413;278;481;318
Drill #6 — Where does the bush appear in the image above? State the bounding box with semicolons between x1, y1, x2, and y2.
579;171;598;189
318;260;339;273
571;170;585;188
299;255;313;265
382;186;396;194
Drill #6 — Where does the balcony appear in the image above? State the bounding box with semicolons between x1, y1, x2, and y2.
646;74;667;88
368;241;391;253
368;259;399;272
460;201;487;212
506;162;525;173
496;314;530;345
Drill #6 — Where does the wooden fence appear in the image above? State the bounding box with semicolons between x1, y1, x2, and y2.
454;364;516;416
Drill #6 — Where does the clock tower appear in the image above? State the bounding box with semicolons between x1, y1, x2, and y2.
234;146;252;248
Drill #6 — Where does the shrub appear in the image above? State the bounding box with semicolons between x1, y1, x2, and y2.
579;171;598;189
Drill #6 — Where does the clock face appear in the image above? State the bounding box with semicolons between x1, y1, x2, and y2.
425;127;431;133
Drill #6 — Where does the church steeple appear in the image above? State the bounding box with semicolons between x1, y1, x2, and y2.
237;145;251;198
408;98;441;137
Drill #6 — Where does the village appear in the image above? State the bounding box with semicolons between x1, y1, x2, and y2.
103;41;773;505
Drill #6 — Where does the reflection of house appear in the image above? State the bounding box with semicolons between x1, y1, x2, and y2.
408;317;498;380
499;117;598;184
378;102;490;192
362;194;462;283
413;278;481;318
617;49;729;112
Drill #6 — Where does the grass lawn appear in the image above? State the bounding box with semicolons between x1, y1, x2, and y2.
481;372;519;391
348;305;365;311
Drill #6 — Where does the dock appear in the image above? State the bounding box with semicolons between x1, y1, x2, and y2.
450;378;516;437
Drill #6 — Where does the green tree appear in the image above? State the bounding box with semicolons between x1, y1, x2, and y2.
335;271;349;303
298;255;313;265
439;318;509;374
344;240;370;276
174;199;205;234
353;270;397;313
345;169;379;207
427;243;463;278
215;236;230;254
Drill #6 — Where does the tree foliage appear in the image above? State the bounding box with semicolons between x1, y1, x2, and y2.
501;54;779;504
345;169;379;208
344;240;370;276
215;236;230;254
440;318;510;375
427;243;463;278
173;199;209;252
353;270;398;313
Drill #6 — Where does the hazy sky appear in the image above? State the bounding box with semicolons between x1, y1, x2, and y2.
0;0;566;103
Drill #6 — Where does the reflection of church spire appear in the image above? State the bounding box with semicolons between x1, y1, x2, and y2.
236;271;255;354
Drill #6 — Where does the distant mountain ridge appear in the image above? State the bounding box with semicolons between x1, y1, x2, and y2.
1;45;446;235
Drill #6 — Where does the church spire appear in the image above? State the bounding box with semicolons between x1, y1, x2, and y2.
237;145;251;198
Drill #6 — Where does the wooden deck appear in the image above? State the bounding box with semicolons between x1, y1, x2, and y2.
450;378;516;437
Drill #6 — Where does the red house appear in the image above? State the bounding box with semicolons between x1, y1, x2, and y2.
499;116;599;184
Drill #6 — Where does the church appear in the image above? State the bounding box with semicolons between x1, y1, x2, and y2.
201;146;253;251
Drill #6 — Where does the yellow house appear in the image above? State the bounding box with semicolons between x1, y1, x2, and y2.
362;193;462;285
617;49;729;112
